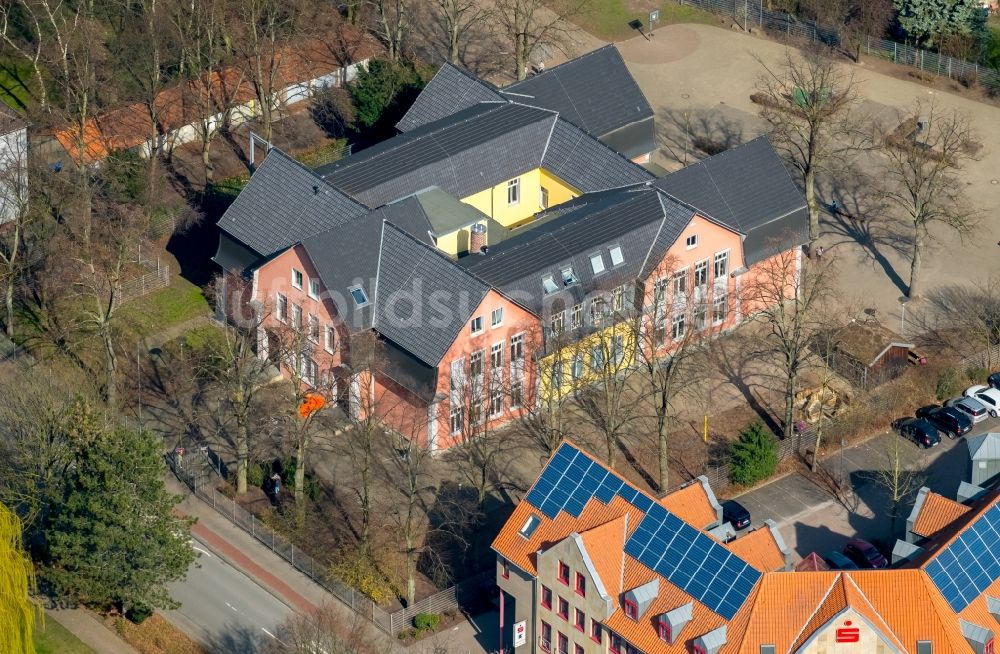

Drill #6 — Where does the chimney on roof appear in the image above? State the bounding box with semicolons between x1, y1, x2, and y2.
313;185;320;195
470;223;488;255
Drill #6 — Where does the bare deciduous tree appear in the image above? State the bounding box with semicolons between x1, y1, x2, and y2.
867;431;925;537
0;137;33;338
370;0;410;62
494;0;583;81
879;101;979;300
756;50;864;248
436;0;490;64
740;250;834;441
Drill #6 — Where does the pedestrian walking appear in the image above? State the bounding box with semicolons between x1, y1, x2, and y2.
815;246;824;259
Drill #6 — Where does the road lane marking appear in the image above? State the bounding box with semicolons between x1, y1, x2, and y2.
225;601;239;612
261;628;277;640
192;546;213;557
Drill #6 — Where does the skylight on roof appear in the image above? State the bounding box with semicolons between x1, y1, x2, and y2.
609;245;624;267
562;267;578;286
542;275;559;294
590;253;605;275
519;514;541;539
349;285;370;307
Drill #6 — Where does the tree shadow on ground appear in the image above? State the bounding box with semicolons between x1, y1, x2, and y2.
822;169;912;297
708;335;784;438
656;107;749;168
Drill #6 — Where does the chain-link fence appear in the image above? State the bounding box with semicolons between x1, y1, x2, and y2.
168;447;491;634
680;0;1000;94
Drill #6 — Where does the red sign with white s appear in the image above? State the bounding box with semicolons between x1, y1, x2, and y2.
835;620;860;644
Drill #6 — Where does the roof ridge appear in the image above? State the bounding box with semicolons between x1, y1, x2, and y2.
545;118;654;185
504;44;617;88
439;61;505;95
921;492;1000;569
785;574;843;654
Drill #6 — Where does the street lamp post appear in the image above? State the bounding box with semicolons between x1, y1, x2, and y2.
899;296;910;335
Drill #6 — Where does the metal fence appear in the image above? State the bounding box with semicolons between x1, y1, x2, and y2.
679;0;1000;94
168;448;483;634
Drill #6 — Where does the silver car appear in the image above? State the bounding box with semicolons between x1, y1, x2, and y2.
945;396;988;424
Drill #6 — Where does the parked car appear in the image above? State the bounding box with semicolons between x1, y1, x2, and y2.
843;539;888;569
722;500;751;530
945;396;988;424
916;405;973;438
892;417;941;448
988;372;1000;390
964;385;1000;418
823;551;859;571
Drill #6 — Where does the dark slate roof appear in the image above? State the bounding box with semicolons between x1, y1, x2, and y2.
599;116;656;160
396;63;504;132
505;45;653;140
740;206;808;266
542;119;654;192
653;135;806;235
301;214;384;331
459;186;695;314
213;231;264;275
373;223;489;366
318;103;557;207
217;149;367;257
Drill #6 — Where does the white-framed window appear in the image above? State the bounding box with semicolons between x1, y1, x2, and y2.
570;304;582;329
450;358;464;391
612;334;625;365
612;286;625;312
490;341;504;370
653;278;668;312
300;357;317;386
489;388;504;418
551;311;564;335
714;250;730;278
510;333;525;361
469;403;483;426
291;303;302;329
308;277;320;299
470;350;484;378
308;314;319;342
324;325;335;353
450;408;464;435
491;307;504;328
589;252;606;275
713;293;729;325
590;344;605;372
672;270;687;297
471;315;484;335
672;311;686;340
694;304;707;331
685;234;698;249
539;187;549;209
608;244;624;267
507;178;520;205
571;354;584;380
653;315;667;347
510;379;523;408
542;275;559;294
694;259;709;289
590;298;606;326
276;293;288;322
292;268;303;289
561;267;578;286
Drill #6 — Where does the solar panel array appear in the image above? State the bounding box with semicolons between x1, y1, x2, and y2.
925;503;1000;612
524;443;761;620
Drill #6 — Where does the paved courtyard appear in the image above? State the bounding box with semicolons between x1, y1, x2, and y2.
611;23;1000;332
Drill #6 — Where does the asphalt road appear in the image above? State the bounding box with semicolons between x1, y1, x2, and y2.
731;414;990;559
166;538;294;654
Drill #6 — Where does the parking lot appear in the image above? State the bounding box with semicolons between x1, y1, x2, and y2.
729;416;985;561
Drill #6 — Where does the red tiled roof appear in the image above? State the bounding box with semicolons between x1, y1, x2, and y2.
794;552;829;572
579;515;626;600
658;480;718;530
724;526;786;573
912;491;972;538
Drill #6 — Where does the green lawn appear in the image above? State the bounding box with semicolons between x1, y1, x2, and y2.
34;616;96;654
119;276;211;340
561;1;719;42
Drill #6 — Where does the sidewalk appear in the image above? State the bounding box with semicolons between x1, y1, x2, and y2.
47;608;139;654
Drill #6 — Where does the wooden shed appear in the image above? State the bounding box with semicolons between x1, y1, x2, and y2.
818;322;915;390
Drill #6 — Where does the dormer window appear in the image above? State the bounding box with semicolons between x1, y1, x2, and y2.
542;275;559;294
561;267;578;286
609;244;624;267
624;599;638;620
658;619;671;643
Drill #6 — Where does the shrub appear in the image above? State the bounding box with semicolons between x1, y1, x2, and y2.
281;457;321;500
125;604;153;624
729;421;779;486
247;462;266;488
349;59;425;129
935;367;959;401
414;613;440;632
966;366;987;384
329;546;395;605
